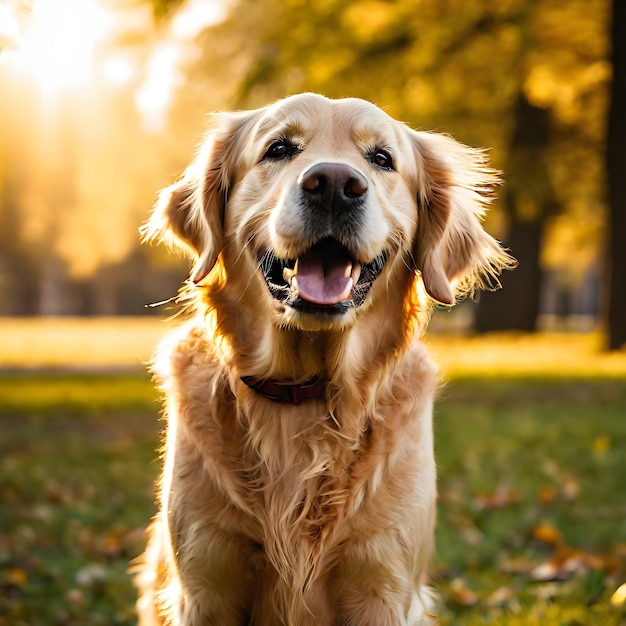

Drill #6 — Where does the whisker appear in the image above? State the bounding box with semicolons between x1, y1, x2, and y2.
145;295;179;308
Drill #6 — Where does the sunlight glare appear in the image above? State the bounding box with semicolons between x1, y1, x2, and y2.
171;0;227;40
0;3;23;58
11;0;114;98
135;0;228;132
102;56;135;87
135;42;181;132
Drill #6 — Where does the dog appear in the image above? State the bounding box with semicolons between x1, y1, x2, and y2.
135;93;512;625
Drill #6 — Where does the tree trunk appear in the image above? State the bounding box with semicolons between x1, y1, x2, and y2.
0;182;40;314
475;217;543;332
474;94;555;333
38;256;68;315
606;0;626;350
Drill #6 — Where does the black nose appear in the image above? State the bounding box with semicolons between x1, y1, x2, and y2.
300;162;368;212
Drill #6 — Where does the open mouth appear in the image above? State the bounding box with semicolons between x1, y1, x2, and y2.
260;237;387;314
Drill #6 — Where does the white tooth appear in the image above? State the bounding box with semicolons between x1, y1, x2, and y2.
283;267;296;283
351;263;362;283
291;276;299;291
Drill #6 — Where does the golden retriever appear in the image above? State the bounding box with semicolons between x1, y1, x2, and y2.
135;93;512;625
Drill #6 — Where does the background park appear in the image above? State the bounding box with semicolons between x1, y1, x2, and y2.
0;0;625;624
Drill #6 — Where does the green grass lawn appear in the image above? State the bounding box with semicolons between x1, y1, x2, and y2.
0;372;160;626
1;319;625;625
433;378;626;625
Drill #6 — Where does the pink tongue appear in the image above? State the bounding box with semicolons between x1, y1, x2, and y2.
294;243;354;305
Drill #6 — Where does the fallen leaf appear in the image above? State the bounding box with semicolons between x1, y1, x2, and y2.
485;585;515;607
538;486;556;505
528;582;562;600
531;549;618;582
474;489;521;510
448;577;479;606
591;435;611;456
459;526;484;547
6;568;27;587
532;523;563;548
614;543;626;558
561;476;580;500
75;563;108;587
66;588;85;605
499;555;538;575
97;533;123;559
610;582;626;607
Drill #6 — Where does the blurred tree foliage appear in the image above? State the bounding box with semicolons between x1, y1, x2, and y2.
0;1;190;314
150;0;186;21
0;0;616;339
185;0;610;332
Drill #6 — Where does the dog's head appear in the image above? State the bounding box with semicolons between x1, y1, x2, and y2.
144;93;512;332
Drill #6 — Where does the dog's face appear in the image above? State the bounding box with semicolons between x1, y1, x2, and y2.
144;93;511;332
224;95;422;331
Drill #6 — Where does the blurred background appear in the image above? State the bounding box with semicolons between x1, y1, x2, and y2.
0;0;624;349
1;3;626;624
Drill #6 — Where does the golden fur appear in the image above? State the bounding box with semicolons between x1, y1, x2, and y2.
135;93;512;625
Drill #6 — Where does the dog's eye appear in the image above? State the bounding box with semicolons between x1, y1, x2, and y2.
262;140;299;161
368;149;394;171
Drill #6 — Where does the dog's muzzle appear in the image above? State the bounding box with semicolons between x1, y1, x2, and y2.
259;162;388;315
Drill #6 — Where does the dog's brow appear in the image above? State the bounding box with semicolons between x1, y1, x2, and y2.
257;115;307;143
352;122;395;151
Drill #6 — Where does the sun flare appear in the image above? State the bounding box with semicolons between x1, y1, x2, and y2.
3;0;228;126
9;0;114;98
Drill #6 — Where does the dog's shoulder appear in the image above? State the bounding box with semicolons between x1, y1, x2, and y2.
151;317;222;389
406;337;439;385
368;338;441;431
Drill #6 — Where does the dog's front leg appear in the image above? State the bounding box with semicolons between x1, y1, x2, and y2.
167;522;256;626
330;470;437;626
160;438;258;625
137;501;255;626
331;539;436;626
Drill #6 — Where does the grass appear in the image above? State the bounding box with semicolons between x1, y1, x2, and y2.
1;318;626;625
0;410;159;626
0;373;159;418
433;378;626;625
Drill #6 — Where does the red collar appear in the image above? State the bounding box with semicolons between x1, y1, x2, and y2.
240;375;326;405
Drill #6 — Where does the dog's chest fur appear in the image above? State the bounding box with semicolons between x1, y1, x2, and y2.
161;322;435;595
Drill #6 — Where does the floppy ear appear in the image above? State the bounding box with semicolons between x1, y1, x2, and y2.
408;130;514;305
141;111;258;283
